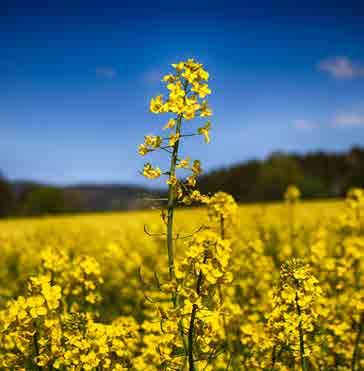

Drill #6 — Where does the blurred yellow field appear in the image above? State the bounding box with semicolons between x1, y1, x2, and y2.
1;197;363;370
0;199;345;300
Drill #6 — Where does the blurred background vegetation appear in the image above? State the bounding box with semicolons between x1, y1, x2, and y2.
2;146;364;217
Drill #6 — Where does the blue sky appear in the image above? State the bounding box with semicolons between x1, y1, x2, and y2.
1;0;364;185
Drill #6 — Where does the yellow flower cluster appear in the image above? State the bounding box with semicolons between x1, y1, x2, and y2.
147;224;234;368
284;184;301;203
149;59;211;119
340;187;364;232
138;135;162;156
131;190;238;370
0;249;140;370
142;163;162;179
267;260;323;366
138;58;212;204
206;191;238;237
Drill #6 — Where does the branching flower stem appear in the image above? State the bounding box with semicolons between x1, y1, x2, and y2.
166;114;182;287
140;59;213;369
165;113;190;361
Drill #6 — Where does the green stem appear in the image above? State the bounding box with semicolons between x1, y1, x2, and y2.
295;292;308;371
33;327;42;371
289;202;296;256
219;214;232;369
351;312;363;371
220;214;225;240
188;255;205;371
166;115;182;286
165;114;189;362
270;345;277;371
188;303;198;371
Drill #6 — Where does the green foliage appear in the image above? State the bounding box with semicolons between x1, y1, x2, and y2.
258;153;304;201
199;147;364;202
22;186;68;216
0;174;14;217
298;176;328;198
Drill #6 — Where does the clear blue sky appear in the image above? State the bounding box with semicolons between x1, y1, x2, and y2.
1;0;364;185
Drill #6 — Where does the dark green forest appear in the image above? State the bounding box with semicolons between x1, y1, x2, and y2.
1;146;364;217
198;146;364;202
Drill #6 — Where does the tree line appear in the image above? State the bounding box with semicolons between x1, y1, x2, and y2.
198;146;364;202
1;146;364;217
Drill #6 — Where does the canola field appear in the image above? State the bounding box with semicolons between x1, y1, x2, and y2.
1;59;363;370
0;196;363;370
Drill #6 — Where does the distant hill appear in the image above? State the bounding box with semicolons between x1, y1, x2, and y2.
65;184;164;211
10;181;164;214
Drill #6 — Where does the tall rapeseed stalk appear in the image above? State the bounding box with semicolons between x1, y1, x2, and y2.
138;59;213;369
